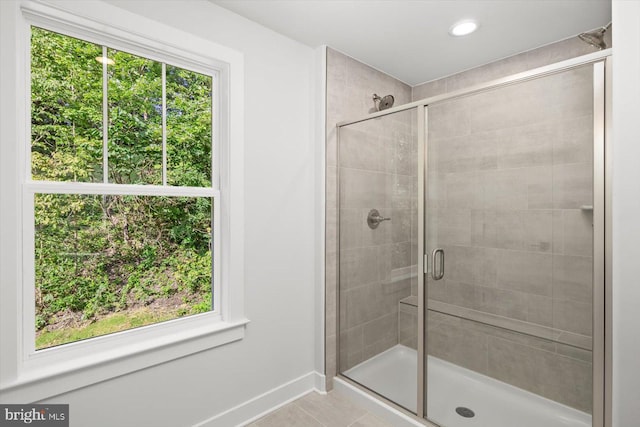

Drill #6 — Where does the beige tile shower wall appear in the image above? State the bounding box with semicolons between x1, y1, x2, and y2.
325;48;412;388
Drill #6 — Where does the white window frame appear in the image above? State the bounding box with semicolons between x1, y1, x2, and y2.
0;1;246;402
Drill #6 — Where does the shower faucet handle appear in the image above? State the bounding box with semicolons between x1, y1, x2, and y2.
367;209;391;229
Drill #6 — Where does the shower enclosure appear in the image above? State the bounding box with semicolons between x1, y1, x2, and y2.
336;52;610;427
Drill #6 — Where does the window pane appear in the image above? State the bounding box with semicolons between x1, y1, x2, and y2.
31;27;103;182
166;65;212;187
108;49;163;185
34;193;213;350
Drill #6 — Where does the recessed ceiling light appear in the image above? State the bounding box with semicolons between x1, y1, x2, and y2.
449;20;478;37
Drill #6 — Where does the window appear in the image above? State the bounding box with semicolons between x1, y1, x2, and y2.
30;27;217;350
0;1;246;402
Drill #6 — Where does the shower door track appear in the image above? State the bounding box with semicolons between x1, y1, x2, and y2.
335;48;612;427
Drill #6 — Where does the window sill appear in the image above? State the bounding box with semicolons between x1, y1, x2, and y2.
0;317;249;403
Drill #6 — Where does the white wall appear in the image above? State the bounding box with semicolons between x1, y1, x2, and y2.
611;1;640;426
0;1;319;426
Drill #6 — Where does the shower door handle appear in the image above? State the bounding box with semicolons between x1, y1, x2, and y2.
431;248;444;281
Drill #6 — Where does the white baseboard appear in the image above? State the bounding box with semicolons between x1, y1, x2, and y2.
314;372;327;394
193;371;325;427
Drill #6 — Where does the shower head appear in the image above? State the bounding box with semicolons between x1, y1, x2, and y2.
373;93;395;111
578;22;611;50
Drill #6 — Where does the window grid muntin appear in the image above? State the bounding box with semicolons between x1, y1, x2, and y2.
162;62;167;186
102;45;108;183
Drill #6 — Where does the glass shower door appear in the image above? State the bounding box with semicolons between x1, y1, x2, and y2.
337;108;419;413
424;63;600;427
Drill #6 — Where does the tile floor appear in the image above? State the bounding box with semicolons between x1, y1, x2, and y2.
247;391;393;427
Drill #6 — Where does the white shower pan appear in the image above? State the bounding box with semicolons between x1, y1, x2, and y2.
344;344;591;427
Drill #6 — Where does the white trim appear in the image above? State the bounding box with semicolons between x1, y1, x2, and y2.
25;181;217;197
22;1;235;78
212;186;222;316
22;190;36;359
162;62;167;186
211;62;221;193
194;371;323;427
314;45;327;379
314;372;328;394
102;45;108;183
0;0;246;401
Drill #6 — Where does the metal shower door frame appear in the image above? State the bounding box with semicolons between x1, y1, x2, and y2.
335;48;611;427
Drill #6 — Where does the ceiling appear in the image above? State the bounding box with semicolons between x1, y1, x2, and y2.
212;0;611;86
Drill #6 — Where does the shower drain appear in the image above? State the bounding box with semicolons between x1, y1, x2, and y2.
455;407;475;418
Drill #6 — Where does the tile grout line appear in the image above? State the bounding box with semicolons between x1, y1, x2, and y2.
295;401;330;427
347;413;369;427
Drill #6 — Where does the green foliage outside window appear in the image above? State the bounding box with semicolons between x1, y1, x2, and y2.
31;27;214;349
